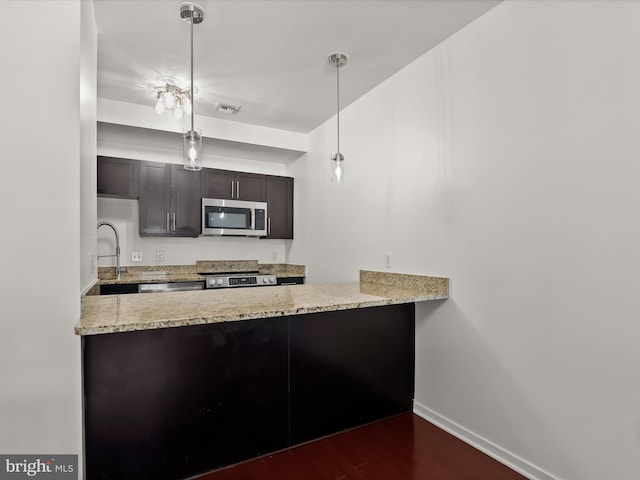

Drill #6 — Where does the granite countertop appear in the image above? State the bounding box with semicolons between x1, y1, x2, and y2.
98;260;306;285
76;270;449;336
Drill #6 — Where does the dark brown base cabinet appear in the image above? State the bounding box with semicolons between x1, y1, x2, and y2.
82;304;415;480
289;305;415;445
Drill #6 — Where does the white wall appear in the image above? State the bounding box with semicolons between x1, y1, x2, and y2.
97;198;289;266
287;1;640;479
81;1;98;292
0;0;82;462
97;125;290;267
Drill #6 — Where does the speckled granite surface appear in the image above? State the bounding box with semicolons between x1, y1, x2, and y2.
76;270;448;336
196;260;259;274
360;270;448;296
98;261;306;285
257;263;306;277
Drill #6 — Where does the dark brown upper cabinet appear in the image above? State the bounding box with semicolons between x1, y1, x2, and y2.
263;175;293;239
98;157;293;240
139;161;201;237
97;156;139;199
201;168;266;202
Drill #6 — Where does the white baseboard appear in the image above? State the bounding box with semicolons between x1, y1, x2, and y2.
413;401;561;480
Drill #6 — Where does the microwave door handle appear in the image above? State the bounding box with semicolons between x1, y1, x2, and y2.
251;208;255;230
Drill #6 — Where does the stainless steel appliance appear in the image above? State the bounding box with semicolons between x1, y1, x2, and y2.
201;198;267;236
199;272;277;289
138;282;205;293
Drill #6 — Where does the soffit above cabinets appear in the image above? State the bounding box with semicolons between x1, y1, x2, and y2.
98;122;305;166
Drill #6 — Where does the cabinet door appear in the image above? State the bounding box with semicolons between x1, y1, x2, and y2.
83;317;289;480
201;169;266;201
289;304;415;445
201;168;236;199
264;175;293;239
97;156;139;198
139;161;171;236
235;172;266;201
171;165;201;236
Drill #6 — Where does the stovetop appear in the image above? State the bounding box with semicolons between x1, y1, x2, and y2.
197;271;277;288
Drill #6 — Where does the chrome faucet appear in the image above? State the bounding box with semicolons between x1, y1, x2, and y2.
97;221;123;281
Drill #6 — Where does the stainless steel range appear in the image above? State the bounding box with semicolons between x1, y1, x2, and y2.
199;271;277;289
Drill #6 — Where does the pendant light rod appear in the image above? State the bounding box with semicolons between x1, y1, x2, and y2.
179;2;205;171
328;53;348;157
328;53;348;184
336;59;340;154
190;11;194;131
179;2;205;129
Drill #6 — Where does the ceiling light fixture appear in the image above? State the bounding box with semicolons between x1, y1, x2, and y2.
328;52;348;184
179;2;205;171
152;81;192;119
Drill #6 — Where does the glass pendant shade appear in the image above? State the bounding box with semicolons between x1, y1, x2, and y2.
183;96;192;115
173;101;184;119
183;128;202;171
163;90;176;109
331;153;344;183
154;92;165;114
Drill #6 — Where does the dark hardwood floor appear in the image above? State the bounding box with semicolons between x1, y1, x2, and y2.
195;413;527;480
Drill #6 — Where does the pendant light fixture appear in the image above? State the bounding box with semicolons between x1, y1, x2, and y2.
179;2;205;171
328;52;349;184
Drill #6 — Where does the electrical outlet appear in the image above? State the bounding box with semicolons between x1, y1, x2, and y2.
384;253;392;269
156;251;164;262
131;251;142;262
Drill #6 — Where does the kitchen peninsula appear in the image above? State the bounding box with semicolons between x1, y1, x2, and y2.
77;270;449;480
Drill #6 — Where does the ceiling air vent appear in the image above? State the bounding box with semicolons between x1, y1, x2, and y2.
215;103;242;115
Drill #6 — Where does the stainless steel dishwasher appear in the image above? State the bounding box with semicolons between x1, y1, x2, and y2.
137;282;205;293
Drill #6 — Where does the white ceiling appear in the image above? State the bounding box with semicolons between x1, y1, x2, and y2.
94;0;501;133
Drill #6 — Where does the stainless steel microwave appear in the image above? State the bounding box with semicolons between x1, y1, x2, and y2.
201;198;267;236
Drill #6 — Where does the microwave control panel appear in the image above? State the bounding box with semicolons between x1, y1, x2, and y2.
255;209;266;230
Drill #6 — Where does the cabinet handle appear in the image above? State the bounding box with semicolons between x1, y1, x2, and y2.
172;211;176;232
166;211;170;231
236;181;240;198
268;217;271;235
231;181;235;198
